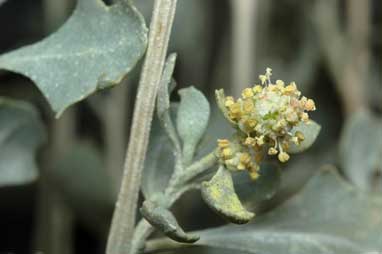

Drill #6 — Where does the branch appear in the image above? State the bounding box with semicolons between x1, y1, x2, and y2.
106;0;178;253
313;0;369;116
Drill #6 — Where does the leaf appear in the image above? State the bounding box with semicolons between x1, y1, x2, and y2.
0;98;46;186
177;87;210;164
142;111;176;199
157;53;177;119
288;120;321;154
201;166;254;224
141;200;199;243
149;166;382;254
339;110;382;191
156;53;181;151
0;0;148;116
50;143;113;234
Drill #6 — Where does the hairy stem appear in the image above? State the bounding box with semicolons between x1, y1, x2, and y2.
106;1;178;253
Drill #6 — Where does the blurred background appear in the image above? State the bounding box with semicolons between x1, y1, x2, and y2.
0;0;381;253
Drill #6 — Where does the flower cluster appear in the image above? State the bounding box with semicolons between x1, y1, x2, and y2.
216;68;316;180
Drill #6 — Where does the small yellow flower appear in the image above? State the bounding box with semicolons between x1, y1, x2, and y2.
243;99;254;113
222;148;233;159
268;147;278;155
259;75;267;85
242;88;254;99
256;135;265;146
224;96;235;107
305;99;316;111
217;139;230;148
249;167;260;180
295;131;305;141
278;152;290;163
276;80;285;87
300;112;309;122
252;85;263;94
244;137;256;146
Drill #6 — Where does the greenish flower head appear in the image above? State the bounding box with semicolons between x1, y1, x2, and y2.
216;68;316;180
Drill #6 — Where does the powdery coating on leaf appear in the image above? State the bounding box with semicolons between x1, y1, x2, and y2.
193;167;382;254
201;166;254;224
0;0;148;116
140;201;199;243
0;98;46;186
177;86;210;163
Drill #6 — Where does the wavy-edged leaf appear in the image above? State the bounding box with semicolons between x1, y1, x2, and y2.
0;0;148;116
141;200;199;243
339;110;382;191
0;98;46;186
177;87;210;164
201;166;254;224
148;166;382;254
288;120;321;154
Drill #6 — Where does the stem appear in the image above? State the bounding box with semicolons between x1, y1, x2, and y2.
106;1;178;253
129;152;217;254
313;0;369;116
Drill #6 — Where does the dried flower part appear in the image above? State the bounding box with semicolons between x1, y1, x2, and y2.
216;68;317;180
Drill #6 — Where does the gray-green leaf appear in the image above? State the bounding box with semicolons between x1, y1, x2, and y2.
201;166;254;224
288;120;321;154
0;98;46;186
339;110;382;191
0;0;148;116
142;112;176;199
141;200;199;243
148;166;382;254
177;87;210;164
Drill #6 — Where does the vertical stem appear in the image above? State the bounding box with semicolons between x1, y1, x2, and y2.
106;1;178;253
230;0;258;97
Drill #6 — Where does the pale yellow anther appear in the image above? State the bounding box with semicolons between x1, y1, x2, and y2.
243;100;254;113
222;148;233;159
252;85;263;94
244;137;256;146
278;152;290;163
249;167;260;180
224;96;235;107
305;99;316;111
256;135;265;146
240;152;251;164
217;139;230;148
259;75;267;85
268;147;278;155
295;131;305;141
300;112;309;122
284;82;297;94
242;88;254;99
276;80;285;87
